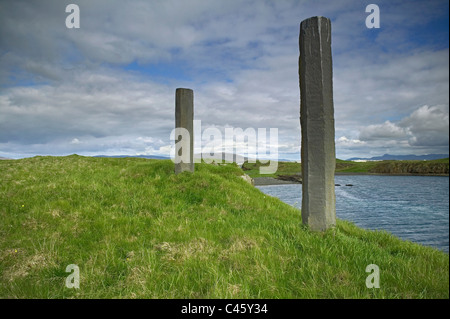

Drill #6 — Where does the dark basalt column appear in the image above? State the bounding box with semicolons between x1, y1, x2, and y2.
299;17;336;231
175;88;194;174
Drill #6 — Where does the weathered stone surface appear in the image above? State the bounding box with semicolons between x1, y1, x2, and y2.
299;17;336;231
240;174;254;186
175;88;194;174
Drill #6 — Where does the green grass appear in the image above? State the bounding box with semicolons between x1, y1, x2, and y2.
334;159;378;173
0;155;448;298
242;161;301;178
243;159;449;177
432;158;450;163
369;159;449;175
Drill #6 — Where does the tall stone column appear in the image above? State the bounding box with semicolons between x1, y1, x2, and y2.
175;88;194;174
299;17;336;231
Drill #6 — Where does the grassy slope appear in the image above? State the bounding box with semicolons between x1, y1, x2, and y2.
0;155;448;299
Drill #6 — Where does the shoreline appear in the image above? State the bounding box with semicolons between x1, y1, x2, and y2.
254;173;449;186
335;172;449;177
253;177;297;186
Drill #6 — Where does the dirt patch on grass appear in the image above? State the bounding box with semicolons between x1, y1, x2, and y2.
2;252;57;282
154;238;215;262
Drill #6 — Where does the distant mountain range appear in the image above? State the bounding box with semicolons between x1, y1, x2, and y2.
347;154;449;161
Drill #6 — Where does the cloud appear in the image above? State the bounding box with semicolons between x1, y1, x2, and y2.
0;67;173;144
356;104;449;154
359;121;407;141
334;49;449;126
336;136;366;146
0;0;448;160
399;105;449;147
70;138;82;145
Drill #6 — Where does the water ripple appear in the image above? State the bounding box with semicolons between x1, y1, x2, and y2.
257;176;449;253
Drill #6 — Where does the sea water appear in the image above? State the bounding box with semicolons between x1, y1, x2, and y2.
256;175;449;253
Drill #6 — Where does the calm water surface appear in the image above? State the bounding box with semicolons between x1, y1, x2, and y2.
256;175;449;253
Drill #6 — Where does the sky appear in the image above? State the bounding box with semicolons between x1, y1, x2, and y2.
0;0;448;161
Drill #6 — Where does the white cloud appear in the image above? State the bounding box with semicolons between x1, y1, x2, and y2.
359;121;407;141
70;138;82;145
0;0;448;160
399;105;449;147
354;105;449;157
336;136;366;146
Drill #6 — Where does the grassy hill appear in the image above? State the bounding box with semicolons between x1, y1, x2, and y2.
0;155;448;298
243;158;449;178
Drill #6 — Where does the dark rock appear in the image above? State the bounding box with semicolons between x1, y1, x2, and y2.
276;175;302;183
